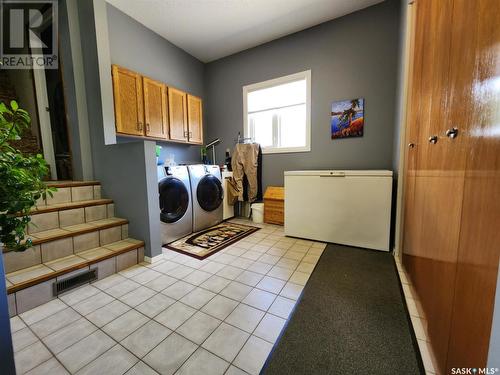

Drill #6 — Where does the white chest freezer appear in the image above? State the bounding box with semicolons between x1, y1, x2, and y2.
284;170;393;251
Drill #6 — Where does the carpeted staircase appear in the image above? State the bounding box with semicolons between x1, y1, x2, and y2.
3;181;145;316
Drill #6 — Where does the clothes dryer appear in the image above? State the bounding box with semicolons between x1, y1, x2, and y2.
188;165;223;232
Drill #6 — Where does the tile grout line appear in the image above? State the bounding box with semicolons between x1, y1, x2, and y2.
114;262;295;371
63;269;234;372
12;221;322;374
58;299;144;373
17;299;82;375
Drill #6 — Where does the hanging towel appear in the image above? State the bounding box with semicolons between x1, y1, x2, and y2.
231;143;261;203
226;177;240;205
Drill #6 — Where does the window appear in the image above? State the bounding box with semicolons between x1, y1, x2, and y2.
243;70;311;154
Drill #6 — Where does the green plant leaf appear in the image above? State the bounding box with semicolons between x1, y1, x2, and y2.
0;101;55;251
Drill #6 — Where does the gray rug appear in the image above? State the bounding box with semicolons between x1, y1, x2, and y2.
262;244;423;375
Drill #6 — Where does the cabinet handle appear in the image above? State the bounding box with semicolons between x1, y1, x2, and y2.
428;135;438;144
146;123;150;132
408;143;415;148
183;131;188;138
445;127;458;139
138;122;143;131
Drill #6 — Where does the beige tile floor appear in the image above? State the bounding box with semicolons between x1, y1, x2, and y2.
9;219;326;375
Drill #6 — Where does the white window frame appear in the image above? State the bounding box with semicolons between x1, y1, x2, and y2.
243;70;311;154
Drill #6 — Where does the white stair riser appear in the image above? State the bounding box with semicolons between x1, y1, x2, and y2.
36;185;102;207
8;246;144;316
4;224;129;273
28;204;114;234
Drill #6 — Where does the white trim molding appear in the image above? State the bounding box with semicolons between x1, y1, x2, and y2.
93;0;116;145
242;70;311;154
394;0;415;257
144;254;165;264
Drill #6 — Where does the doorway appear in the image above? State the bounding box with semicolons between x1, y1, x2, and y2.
2;2;72;180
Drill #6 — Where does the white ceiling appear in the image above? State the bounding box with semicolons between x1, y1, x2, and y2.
106;0;384;62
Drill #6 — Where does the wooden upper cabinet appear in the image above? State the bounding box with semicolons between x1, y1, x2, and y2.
111;65;203;144
112;65;144;136
168;87;188;142
187;94;203;144
143;77;168;139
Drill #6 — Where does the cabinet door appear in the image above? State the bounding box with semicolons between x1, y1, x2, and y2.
168;87;188;142
143;77;168;139
112;65;144;136
187;94;203;144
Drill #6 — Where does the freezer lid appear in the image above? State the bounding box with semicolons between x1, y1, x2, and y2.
284;170;393;177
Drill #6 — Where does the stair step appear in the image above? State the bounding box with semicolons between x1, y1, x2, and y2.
38;182;102;207
30;199;113;215
3;218;129;275
24;217;128;246
6;179;147;317
46;180;100;188
26;200;115;238
6;238;145;294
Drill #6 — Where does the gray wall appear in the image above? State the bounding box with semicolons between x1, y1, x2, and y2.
106;3;205;164
77;0;161;257
205;0;401;189
392;0;408;176
72;0;401;256
70;2;208;258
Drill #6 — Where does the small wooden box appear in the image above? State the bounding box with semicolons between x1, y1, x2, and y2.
264;186;284;225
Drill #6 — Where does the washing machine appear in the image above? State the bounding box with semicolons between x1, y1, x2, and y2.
158;165;193;244
188;164;224;232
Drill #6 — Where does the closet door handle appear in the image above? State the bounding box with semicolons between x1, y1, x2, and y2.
445;127;458;139
428;135;438;144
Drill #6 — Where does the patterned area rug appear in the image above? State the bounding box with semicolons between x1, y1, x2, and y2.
165;222;260;259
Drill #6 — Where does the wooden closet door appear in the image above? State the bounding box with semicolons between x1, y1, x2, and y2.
168;87;188;142
404;0;500;371
446;0;500;370
187;94;203;144
143;77;168;139
403;0;462;371
415;0;464;369
112;65;144;136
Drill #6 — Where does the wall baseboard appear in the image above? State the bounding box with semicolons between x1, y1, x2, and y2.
144;254;164;264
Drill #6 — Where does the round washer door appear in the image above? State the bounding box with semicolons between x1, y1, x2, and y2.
159;177;190;223
196;175;223;212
